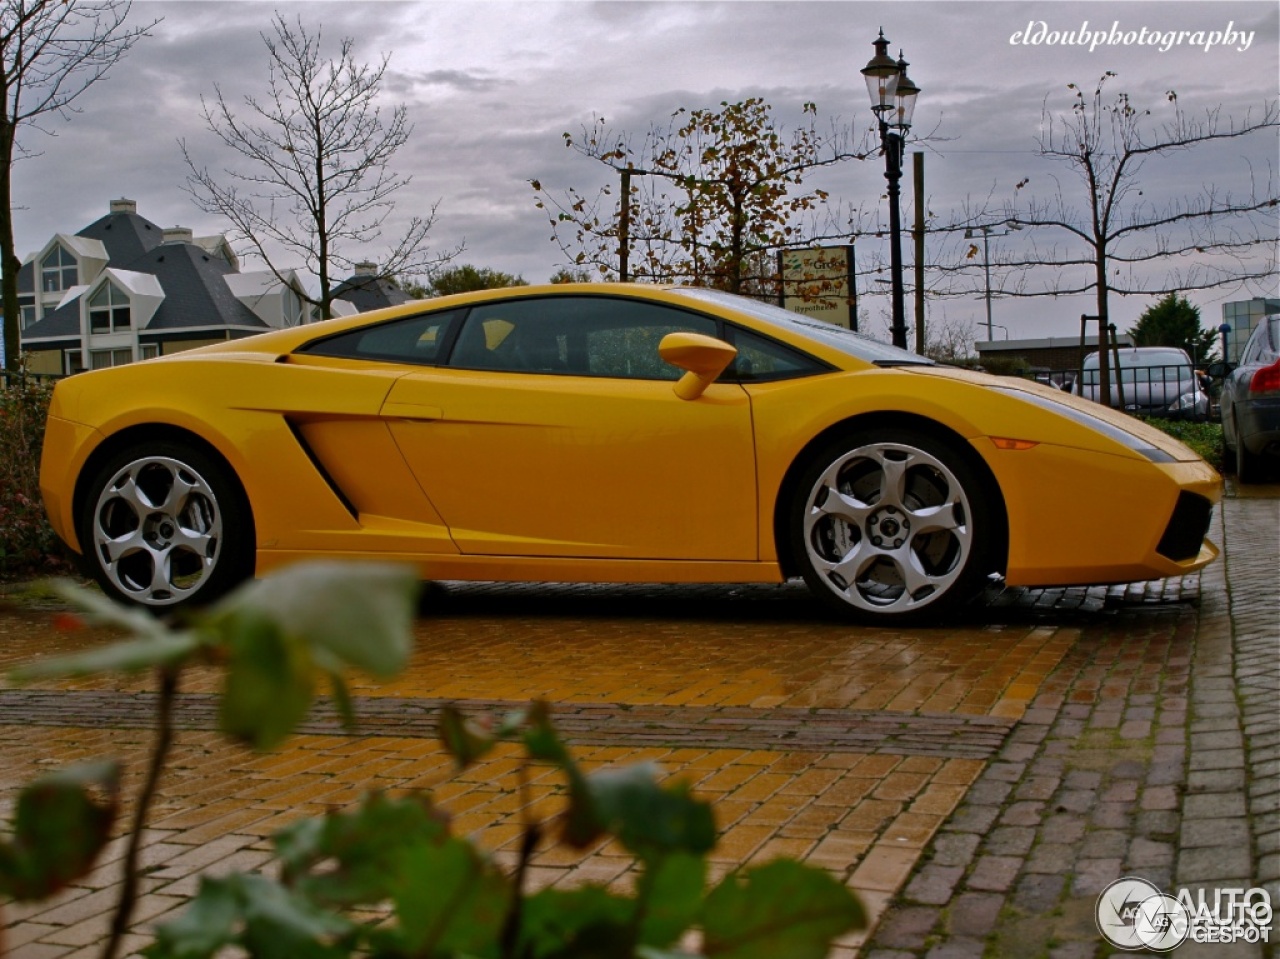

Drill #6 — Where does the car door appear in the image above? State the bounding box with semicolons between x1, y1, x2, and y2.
279;308;469;553
380;294;759;561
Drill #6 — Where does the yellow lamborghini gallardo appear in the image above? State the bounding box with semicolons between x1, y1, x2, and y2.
40;284;1220;623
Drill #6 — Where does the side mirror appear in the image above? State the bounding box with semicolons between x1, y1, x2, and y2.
658;332;738;401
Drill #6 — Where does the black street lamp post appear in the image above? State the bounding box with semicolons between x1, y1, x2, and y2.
861;31;919;350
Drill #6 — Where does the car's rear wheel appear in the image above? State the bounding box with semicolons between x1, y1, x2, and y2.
80;441;253;610
1234;415;1265;483
790;428;997;623
1221;429;1237;475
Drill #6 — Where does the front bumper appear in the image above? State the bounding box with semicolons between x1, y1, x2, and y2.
989;440;1221;588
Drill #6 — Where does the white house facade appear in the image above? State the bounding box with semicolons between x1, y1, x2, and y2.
16;199;407;375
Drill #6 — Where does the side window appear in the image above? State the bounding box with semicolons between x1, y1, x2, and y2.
1239;324;1270;366
89;282;131;333
1240;331;1262;366
725;326;827;381
1263;318;1280;362
447;296;719;380
299;310;462;365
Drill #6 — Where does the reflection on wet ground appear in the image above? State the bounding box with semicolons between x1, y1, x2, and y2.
0;580;1106;720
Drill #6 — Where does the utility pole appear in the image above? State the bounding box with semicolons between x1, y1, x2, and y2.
913;151;925;355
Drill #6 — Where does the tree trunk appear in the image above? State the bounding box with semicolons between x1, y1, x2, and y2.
0;107;22;372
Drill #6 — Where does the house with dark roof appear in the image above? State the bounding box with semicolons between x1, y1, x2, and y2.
329;260;413;314
16;199;401;375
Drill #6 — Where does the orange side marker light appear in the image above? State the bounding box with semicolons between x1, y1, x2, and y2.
991;437;1039;451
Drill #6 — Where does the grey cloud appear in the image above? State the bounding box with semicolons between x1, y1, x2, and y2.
11;0;1277;329
399;68;507;94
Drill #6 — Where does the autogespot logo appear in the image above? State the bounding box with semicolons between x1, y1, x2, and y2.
1096;877;1190;951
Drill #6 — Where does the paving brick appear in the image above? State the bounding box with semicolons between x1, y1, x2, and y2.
1182;791;1248;819
1178;844;1254;882
928;831;982;868
870;906;940;950
904;863;965;905
2;487;1275;959
1012;872;1068;914
849;844;921;892
967;855;1022;893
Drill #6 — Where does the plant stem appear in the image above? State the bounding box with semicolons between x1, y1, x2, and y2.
100;665;180;959
500;763;538;959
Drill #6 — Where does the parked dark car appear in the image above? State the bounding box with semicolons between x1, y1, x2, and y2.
1214;314;1280;483
1079;346;1209;421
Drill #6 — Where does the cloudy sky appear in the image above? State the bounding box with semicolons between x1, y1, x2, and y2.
11;0;1279;342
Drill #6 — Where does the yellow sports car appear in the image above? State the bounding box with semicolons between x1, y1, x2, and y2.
40;284;1220;623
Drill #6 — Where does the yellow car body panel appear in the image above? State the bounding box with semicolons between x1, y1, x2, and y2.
742;366;1218;585
381;369;756;559
39;283;1221;615
41;355;451;557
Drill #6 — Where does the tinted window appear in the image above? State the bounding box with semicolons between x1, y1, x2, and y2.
447;296;719;380
1242;318;1279;364
1083;349;1190;370
672;287;933;366
1241;326;1265;365
299;310;463;365
726;326;828;381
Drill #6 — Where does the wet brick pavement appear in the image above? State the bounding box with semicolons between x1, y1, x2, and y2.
862;483;1279;959
0;482;1275;958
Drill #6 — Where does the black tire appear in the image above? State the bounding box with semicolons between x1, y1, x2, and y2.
789;427;998;624
1235;421;1266;484
78;440;254;610
1221;432;1237;475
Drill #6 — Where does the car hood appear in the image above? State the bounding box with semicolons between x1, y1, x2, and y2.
908;365;1204;462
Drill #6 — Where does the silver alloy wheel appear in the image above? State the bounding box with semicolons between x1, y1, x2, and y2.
90;455;223;606
802;440;974;615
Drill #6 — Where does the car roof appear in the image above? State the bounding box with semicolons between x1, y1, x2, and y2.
155;283;884;372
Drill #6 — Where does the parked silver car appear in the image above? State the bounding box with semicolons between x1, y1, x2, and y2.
1079;346;1209;421
1214;315;1280;483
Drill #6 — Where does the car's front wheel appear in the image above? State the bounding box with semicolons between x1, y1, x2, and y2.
790;428;998;623
79;441;254;610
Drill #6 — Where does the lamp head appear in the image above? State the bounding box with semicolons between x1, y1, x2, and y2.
860;30;899;115
891;52;920;130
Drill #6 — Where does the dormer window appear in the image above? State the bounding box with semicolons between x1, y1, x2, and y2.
41;244;78;293
89;282;131;333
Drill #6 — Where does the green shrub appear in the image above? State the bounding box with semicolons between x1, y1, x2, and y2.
3;564;866;959
1140;417;1224;470
972;355;1034;376
0;371;69;581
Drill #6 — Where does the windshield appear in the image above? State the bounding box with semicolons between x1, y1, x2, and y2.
671;287;934;366
1082;349;1190;370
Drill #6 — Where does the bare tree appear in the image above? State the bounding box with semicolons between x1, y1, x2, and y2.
955;74;1278;401
533;99;874;296
182;13;458;320
1;0;156;371
922;312;977;363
